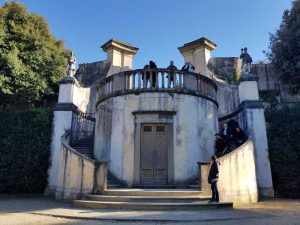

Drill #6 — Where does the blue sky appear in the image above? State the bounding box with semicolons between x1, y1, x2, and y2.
0;0;293;69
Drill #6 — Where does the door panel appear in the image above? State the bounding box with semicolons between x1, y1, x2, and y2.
140;124;168;186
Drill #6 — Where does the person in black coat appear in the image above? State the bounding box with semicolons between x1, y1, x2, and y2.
143;60;157;88
227;119;239;137
234;127;246;147
149;60;157;87
214;133;226;157
181;62;195;72
167;60;177;87
221;123;233;153
208;155;219;203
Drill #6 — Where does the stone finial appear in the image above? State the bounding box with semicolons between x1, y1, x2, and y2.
240;47;253;74
67;52;77;77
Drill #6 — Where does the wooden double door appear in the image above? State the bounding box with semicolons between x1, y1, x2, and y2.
140;123;168;186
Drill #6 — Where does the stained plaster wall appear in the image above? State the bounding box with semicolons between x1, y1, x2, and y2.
216;81;239;117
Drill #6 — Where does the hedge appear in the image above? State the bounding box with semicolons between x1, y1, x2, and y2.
265;105;300;198
0;108;52;194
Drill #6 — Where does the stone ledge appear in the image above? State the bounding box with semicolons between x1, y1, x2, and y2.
132;111;176;116
239;73;259;82
53;103;78;112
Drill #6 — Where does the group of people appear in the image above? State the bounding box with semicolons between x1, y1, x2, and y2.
214;119;246;158
208;119;246;203
143;60;195;87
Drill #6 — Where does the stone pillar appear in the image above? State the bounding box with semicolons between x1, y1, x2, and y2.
238;74;274;198
198;162;211;196
178;37;217;78
45;77;80;197
101;39;139;77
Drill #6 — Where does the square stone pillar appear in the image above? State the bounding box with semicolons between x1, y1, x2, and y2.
198;161;211;196
178;37;217;78
101;39;139;77
238;74;274;198
46;77;80;197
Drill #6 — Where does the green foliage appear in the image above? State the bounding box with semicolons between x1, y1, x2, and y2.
0;108;52;194
266;1;300;95
259;90;280;107
265;105;300;198
0;2;69;108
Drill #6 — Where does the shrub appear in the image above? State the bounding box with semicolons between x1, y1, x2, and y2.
265;105;300;198
0;107;52;194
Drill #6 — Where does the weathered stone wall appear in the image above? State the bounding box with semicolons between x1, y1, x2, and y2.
216;81;239;117
200;141;258;206
55;135;107;200
252;63;300;103
94;93;218;186
218;141;258;206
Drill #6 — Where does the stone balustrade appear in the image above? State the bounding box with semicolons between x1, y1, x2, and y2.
97;68;218;106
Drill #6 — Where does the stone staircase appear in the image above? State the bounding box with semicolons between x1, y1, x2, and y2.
107;172;126;189
73;189;233;210
71;138;94;159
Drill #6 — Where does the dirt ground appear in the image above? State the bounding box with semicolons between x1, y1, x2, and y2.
0;197;300;225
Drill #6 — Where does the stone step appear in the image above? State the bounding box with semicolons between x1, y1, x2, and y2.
73;200;232;210
189;184;199;189
100;189;203;196
84;194;210;203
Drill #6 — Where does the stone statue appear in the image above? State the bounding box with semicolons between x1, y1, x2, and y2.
67;52;76;77
240;47;252;74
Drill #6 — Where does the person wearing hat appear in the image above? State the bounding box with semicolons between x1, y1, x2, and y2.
208;155;219;203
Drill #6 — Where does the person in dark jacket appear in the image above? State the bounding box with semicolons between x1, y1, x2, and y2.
214;133;226;157
227;119;239;137
143;61;157;87
208;155;219;203
149;60;157;87
234;127;246;147
181;62;195;72
167;60;177;87
221;122;233;153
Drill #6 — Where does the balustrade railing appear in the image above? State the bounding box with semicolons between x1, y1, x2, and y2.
97;68;217;105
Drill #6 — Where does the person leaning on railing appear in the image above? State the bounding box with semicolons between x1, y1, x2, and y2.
143;61;157;87
181;62;195;72
167;60;177;87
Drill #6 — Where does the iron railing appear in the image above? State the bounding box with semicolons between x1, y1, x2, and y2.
70;110;95;146
218;106;248;138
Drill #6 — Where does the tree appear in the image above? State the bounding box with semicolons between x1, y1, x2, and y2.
0;2;69;108
266;0;300;95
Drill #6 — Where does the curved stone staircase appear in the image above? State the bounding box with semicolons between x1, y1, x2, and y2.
70;140;233;210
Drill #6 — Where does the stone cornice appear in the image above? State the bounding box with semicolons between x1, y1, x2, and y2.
239;73;259;82
53;103;78;112
101;39;139;55
132;111;176;116
59;76;81;87
178;37;217;53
